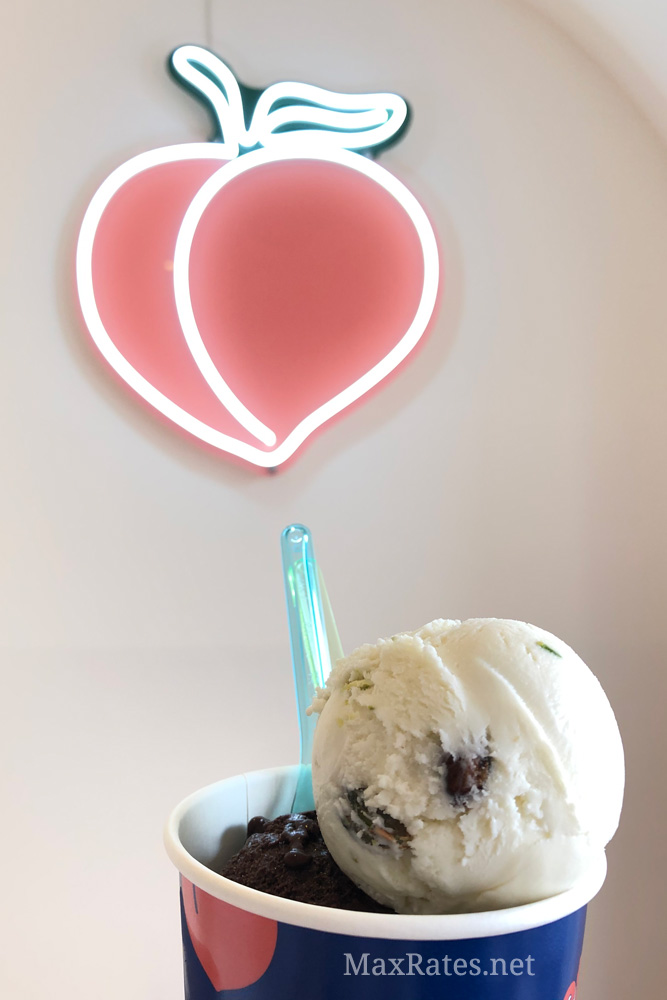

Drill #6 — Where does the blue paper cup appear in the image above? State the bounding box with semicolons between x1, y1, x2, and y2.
165;765;604;1000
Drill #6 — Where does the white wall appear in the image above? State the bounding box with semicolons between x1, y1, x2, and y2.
528;0;667;140
2;0;665;996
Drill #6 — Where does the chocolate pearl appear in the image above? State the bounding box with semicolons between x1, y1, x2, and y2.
247;816;269;836
281;818;313;848
284;848;312;869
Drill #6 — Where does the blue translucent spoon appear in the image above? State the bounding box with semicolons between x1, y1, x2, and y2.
281;524;343;812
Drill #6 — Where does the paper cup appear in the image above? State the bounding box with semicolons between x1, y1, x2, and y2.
165;765;605;999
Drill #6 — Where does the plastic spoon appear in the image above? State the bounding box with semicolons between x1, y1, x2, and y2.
281;524;341;812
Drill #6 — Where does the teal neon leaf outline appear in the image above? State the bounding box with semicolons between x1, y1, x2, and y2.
247;80;408;154
169;46;409;157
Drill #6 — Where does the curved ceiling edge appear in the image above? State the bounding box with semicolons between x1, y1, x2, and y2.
524;0;667;145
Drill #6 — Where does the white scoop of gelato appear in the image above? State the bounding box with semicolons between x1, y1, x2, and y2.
311;618;624;914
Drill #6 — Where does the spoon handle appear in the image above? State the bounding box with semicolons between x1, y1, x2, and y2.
319;567;344;666
281;524;339;811
281;524;330;761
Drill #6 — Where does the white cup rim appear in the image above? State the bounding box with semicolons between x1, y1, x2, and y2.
164;766;607;941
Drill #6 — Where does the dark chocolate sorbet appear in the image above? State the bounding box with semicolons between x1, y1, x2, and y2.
219;811;392;912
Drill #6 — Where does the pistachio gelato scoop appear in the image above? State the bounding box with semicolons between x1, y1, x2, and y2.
310;618;624;914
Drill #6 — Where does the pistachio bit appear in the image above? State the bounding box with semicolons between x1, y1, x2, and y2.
346;788;374;827
537;641;561;657
344;678;373;692
343;787;411;849
442;751;493;806
372;811;411;848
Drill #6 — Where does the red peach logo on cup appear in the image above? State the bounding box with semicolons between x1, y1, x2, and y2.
76;47;440;468
563;975;578;1000
181;877;277;990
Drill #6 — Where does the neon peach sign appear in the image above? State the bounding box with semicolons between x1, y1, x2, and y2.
76;47;440;468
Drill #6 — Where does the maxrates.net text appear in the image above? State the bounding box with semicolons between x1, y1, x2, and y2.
343;953;537;977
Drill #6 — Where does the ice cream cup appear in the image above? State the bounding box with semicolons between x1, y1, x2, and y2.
165;764;605;999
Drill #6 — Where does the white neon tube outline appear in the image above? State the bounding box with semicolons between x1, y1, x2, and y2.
172;141;439;465
76;143;278;456
170;46;246;158
171;174;280;445
76;141;438;468
248;81;407;151
260;105;387;136
170;45;408;153
77;142;275;449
